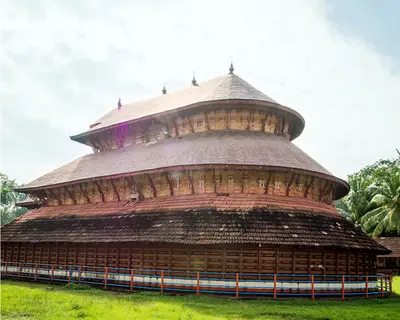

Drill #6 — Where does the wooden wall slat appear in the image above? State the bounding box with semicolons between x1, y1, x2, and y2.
1;242;378;276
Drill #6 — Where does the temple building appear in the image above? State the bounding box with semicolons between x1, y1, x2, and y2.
375;237;400;274
1;65;391;296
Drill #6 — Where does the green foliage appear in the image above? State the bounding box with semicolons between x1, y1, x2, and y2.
1;173;28;225
1;279;400;320
336;158;400;236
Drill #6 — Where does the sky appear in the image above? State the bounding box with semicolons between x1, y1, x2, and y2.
0;0;399;184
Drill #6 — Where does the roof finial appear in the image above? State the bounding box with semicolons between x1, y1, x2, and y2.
229;59;234;74
192;71;198;86
162;84;167;95
118;98;122;110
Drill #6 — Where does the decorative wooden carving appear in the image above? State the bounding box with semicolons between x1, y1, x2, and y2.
165;121;171;138
48;188;62;205
318;180;330;201
173;119;179;136
265;172;272;194
164;172;174;196
79;184;90;203
185;170;195;195
241;171;249;193
262;113;268;132
126;176;143;199
247;110;253;130
204;112;210;131
146;174;157;197
117;129;124;149
65;186;77;205
286;172;296;196
110;180;121;201
304;176;314;198
188;116;195;133
95;181;105;202
213;169;217;193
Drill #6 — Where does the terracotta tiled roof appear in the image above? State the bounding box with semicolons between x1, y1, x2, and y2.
9;194;340;217
127;194;339;215
71;73;303;138
375;237;400;257
19;131;348;195
1;196;388;254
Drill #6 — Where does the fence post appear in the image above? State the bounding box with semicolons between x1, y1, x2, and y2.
68;265;71;284
4;262;8;275
311;275;315;300
78;265;82;283
235;273;239;298
18;263;21;279
34;263;38;281
104;267;108;289
341;275;345;300
381;277;384;297
389;275;392;297
51;264;54;283
273;274;277;299
365;276;368;298
196;272;200;296
385;276;388;295
130;268;134;292
160;270;164;293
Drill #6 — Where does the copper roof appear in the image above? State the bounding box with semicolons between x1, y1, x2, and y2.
0;197;388;254
375;237;400;257
71;73;304;140
19;131;348;195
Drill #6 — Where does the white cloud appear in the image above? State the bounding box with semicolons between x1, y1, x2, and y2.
0;0;399;183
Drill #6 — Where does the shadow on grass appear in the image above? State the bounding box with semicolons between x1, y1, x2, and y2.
3;280;400;320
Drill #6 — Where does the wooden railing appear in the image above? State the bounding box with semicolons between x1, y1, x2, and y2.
0;262;392;299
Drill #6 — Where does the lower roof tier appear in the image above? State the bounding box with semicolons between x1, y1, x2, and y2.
1;195;388;254
19;130;348;197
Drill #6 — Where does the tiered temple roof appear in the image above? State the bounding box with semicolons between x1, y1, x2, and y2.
4;67;389;256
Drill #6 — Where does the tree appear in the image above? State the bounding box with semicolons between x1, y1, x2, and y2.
360;166;400;236
336;158;400;237
1;173;28;225
336;174;370;225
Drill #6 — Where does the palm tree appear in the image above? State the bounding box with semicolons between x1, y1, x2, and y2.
360;166;400;236
336;174;370;225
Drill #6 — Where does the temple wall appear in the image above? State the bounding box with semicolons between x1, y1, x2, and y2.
41;169;333;206
84;106;293;152
1;242;376;276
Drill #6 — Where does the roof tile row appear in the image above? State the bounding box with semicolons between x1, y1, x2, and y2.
1;195;388;254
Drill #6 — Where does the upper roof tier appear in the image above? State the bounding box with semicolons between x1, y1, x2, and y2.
70;73;305;141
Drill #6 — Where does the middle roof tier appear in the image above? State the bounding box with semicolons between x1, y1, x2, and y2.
20;130;348;198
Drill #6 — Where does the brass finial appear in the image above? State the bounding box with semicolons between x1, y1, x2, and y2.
229;61;234;74
118;98;122;109
162;84;167;95
192;72;198;86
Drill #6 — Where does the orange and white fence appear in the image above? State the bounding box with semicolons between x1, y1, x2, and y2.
0;262;392;299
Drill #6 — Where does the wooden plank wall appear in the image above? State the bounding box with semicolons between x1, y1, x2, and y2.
1;242;377;276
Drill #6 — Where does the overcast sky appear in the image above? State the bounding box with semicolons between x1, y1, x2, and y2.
1;0;399;184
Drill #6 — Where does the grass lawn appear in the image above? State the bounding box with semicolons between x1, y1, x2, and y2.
1;278;399;320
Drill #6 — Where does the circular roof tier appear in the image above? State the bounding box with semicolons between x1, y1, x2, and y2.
71;73;305;142
21;130;349;198
1;201;388;254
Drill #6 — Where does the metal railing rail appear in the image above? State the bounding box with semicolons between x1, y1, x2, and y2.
0;261;392;299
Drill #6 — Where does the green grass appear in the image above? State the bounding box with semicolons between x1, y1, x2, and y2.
1;278;399;320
